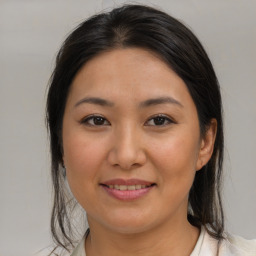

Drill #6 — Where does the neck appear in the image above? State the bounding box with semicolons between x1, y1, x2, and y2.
85;216;200;256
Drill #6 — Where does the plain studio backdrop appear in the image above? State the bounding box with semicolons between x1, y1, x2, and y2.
0;0;255;255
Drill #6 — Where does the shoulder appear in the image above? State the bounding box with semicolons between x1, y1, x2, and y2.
200;227;256;256
221;232;256;256
70;237;86;256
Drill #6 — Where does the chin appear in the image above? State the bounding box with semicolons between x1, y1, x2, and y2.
106;222;153;235
97;211;159;235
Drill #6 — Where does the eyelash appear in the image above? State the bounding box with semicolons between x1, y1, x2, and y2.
145;114;175;126
81;115;110;126
81;114;175;127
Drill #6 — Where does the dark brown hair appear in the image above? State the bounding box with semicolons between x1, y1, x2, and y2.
46;4;224;253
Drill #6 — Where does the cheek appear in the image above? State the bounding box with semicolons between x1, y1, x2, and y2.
64;130;107;169
150;134;199;171
148;133;200;193
63;133;107;196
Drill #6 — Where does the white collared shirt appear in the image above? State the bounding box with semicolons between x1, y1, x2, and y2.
70;226;256;256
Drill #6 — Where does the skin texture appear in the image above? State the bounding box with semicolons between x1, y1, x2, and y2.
62;48;217;256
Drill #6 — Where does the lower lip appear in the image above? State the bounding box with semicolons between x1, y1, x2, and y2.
101;185;154;201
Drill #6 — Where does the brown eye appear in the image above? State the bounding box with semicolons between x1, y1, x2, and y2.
82;115;110;126
145;115;174;126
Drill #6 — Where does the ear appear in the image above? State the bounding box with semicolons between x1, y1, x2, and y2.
196;119;217;171
62;155;66;168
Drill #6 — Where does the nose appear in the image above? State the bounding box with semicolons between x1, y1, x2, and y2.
107;125;147;170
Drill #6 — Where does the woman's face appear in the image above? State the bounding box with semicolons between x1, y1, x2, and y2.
62;48;215;234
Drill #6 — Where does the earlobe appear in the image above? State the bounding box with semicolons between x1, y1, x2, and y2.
196;119;217;171
61;154;66;168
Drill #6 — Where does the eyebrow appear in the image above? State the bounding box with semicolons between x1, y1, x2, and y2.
74;97;114;108
74;96;183;108
139;96;183;108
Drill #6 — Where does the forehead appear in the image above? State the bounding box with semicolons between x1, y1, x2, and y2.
68;48;193;107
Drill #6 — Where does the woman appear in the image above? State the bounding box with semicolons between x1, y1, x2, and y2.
46;4;256;256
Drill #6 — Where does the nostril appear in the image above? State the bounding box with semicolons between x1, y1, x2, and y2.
106;138;147;169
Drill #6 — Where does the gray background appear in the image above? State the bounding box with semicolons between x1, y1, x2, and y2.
0;0;255;255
